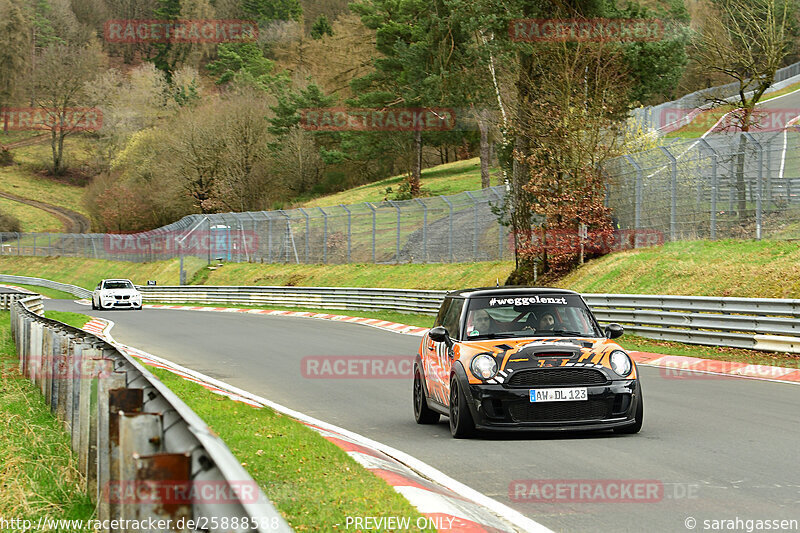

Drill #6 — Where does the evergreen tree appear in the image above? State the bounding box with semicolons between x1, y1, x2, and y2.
311;14;334;39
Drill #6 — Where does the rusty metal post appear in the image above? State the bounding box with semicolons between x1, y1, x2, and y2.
78;347;103;484
70;340;85;454
42;326;53;403
108;389;143;529
97;365;126;525
118;412;162;525
134;453;192;533
56;331;74;426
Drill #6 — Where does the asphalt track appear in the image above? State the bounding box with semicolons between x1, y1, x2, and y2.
45;299;800;533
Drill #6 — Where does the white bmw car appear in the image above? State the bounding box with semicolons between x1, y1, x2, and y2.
91;279;142;310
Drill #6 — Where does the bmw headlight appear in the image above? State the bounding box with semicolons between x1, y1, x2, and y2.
610;350;632;377
470;354;498;380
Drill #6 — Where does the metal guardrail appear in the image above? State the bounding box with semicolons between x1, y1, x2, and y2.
139;286;800;353
139;285;449;315
0;292;37;311
0;274;92;298
10;295;292;533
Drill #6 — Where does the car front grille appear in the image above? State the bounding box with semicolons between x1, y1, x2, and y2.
508;399;610;422
507;368;607;387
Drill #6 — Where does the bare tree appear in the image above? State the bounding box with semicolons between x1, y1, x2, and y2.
27;43;103;175
694;0;796;219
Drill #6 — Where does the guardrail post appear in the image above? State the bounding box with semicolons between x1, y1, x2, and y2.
108;389;143;527
118;412;163;525
97;363;127;524
134;453;192;530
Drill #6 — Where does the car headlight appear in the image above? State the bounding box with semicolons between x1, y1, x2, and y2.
610;350;632;377
470;354;498;380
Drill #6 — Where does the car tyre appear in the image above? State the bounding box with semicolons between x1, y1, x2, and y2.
614;393;643;434
449;375;476;438
413;370;439;424
91;299;97;310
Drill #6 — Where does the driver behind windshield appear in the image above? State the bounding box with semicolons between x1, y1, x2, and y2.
537;311;556;332
468;309;492;337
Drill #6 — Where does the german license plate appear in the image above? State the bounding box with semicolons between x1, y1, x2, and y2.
529;387;587;402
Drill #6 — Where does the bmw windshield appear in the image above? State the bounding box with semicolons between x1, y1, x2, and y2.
463;294;602;340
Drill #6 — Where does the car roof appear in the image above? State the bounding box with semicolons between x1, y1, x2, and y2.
102;279;133;283
445;287;580;298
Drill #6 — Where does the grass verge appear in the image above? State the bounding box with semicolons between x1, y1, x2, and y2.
0;311;95;524
299;157;499;208
556;239;800;298
42;311;90;329
147;366;434;532
7;283;77;300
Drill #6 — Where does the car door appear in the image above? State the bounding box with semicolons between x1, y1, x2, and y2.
425;297;464;406
93;282;101;306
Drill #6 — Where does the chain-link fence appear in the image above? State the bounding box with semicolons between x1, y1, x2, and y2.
0;186;513;264
604;130;800;241
631;61;800;132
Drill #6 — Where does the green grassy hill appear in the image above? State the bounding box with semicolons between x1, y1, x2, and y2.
300;157;499;208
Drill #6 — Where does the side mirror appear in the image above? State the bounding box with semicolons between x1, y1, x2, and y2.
429;326;453;347
605;323;624;339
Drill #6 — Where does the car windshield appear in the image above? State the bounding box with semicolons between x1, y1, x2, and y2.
104;281;133;289
463;294;601;340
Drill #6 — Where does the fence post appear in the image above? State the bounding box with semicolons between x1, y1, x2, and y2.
415;199;428;262
388;200;401;263
490;188;504;260
118;412;162;523
744;132;763;240
365;203;377;263
340;204;352;263
465;191;479;261
699;139;718;240
298;208;310;263
660;147;678;241
318;207;328;264
624;156;643;245
442;196;454;262
266;211;273;262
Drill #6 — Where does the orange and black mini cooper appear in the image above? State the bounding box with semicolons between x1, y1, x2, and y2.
413;288;643;438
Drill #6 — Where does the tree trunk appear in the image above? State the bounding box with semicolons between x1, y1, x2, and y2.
735;132;748;222
410;128;422;196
